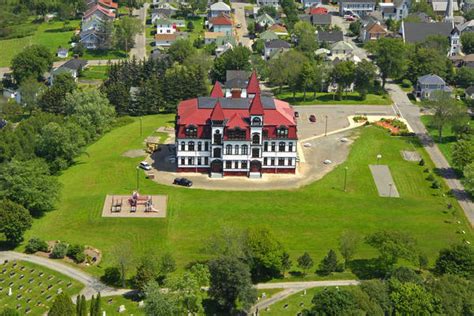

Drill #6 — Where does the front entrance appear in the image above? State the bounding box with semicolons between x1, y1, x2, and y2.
210;159;223;173
250;160;262;173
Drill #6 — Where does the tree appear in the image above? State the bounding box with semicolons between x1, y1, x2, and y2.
49;293;75;316
252;39;265;55
129;76;164;115
0;308;20;316
188;263;210;287
169;39;196;64
89;295;95;316
102;267;122;286
367;38;406;87
112;242;135;288
426;274;474;315
389;281;435;314
360;279;392;314
464;162;474;195
310;287;357;315
19;76;44;114
165;272;203;314
330;61;356;99
144;281;177;316
25;237;48;253
188;0;207;15
280;0;298;28
349;21;361;36
160;253;177;278
339;231;360;268
243;227;287;281
119;0;144;16
354;60;377;100
210;46;252;82
389;266;423;284
298;61;318;101
114;16;143;51
11;45;53;83
208;256;257;313
318;249;340;276
365;230;418;268
78;295;87;316
277;50;308;98
297;252;313;276
293;21;318;53
39;72;77;114
258;5;277;17
0;159;60;215
423;90;467;142
452;139;474;170
94;293;101;316
0;199;32;245
405;47;450;84
461;32;474;54
410;0;435;18
135;258;160;293
435;243;474;278
455;66;474;88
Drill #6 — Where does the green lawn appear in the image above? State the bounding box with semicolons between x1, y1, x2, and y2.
261;287;331;315
184;17;205;42
0;20;80;67
99;294;144;315
0;260;83;315
80;66;110;81
274;90;392;105
20;115;473;280
420;115;457;166
81;49;128;61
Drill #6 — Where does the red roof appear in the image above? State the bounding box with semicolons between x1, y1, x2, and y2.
210;15;233;26
210;82;224;98
249;93;264;116
84;4;115;19
247;71;260;94
227;113;247;128
98;0;118;9
309;7;328;15
210;101;225;121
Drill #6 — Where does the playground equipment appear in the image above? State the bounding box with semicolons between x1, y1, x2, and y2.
128;191;159;213
110;196;123;212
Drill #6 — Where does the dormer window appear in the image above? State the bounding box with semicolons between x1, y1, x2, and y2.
277;126;289;138
227;127;246;140
185;125;198;138
252;117;262;126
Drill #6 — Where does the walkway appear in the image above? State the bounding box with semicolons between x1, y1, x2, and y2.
385;82;474;226
0;251;132;299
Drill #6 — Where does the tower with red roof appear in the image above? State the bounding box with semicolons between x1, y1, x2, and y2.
247;71;261;97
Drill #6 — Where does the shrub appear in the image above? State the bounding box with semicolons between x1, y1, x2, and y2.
353;115;368;122
101;267;121;286
419;159;425;166
67;244;85;263
50;242;68;259
426;174;435;181
431;180;441;189
25;238;49;254
401;79;412;88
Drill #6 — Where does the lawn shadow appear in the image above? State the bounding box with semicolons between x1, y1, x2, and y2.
289;270;304;278
348;258;386;280
433;167;461;180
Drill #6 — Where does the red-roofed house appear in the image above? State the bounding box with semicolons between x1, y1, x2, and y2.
175;72;298;178
308;7;328;15
209;15;233;35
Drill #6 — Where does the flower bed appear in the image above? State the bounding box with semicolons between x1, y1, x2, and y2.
374;118;409;136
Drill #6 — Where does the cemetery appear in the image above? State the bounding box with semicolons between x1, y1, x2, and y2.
0;260;83;315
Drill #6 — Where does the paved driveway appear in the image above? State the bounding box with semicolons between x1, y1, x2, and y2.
232;2;252;48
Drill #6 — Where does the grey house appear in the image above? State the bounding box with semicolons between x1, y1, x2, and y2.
317;30;344;44
414;74;452;100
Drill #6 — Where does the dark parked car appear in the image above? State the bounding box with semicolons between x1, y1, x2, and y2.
309;115;316;122
173;178;193;187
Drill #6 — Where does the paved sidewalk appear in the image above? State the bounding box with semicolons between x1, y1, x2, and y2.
369;165;400;198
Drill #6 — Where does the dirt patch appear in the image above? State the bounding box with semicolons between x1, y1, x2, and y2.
401;150;421;162
122;149;147;158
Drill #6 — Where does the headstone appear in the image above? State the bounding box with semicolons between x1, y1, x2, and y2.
57;288;62;294
0;278;4;283
46;295;52;301
39;272;44;277
8;282;13;286
299;302;304;307
37;301;42;306
138;301;144;307
67;282;72;288
19;285;24;290
9;272;15;277
102;311;106;316
26;298;31;303
283;304;289;309
1;268;6;273
16;294;22;299
41;290;45;294
38;281;42;286
107;298;113;304
29;278;34;284
8;287;12;296
20;274;24;279
25;307;31;314
30;269;35;273
20;266;25;271
118;305;126;313
48;275;54;280
12;262;17;267
16;304;21;310
3;260;8;264
27;289;32;293
47;284;53;290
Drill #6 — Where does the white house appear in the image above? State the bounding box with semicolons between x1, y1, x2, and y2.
339;0;377;17
263;39;291;60
209;15;233;35
209;0;231;17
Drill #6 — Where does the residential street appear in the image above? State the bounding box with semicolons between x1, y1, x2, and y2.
232;2;253;48
129;2;149;60
386;82;474;226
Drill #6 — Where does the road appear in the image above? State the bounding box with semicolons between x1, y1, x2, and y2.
232;2;252;48
386;82;474;226
251;280;360;313
0;251;132;299
129;2;149;61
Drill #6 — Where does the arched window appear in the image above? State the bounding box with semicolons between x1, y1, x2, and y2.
197;141;202;151
225;144;232;155
242;145;248;155
279;142;285;152
252;133;260;145
252;117;262;126
188;141;195;151
180;141;185;151
234;145;239;155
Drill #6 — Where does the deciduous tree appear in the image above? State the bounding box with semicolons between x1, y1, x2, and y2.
0;199;32;245
367;38;406;87
11;45;53;83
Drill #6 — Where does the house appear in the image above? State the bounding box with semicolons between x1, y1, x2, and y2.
311;14;332;27
414;74;452;100
431;0;459;14
360;21;389;42
204;31;225;44
155;18;184;34
259;30;279;41
83;4;115;22
209;0;231;18
155;33;187;47
377;0;410;20
339;0;377;17
331;41;354;56
458;20;474;33
175;72;298;178
463;0;474;12
264;39;291;59
215;35;237;56
256;13;275;28
225;70;251;98
50;58;88;84
317;30;344;44
209;15;233;35
80;29;104;49
450;54;474;67
86;0;118;11
57;48;69;58
257;0;280;7
268;24;288;36
303;0;322;8
151;2;178;18
307;6;328;14
465;85;474;99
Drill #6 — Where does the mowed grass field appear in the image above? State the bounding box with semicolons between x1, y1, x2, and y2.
0;260;83;315
0;20;80;67
21;115;473;278
275;89;392;105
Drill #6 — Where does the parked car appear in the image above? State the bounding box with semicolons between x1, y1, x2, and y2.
173;178;193;187
309;115;316;122
139;161;152;170
344;15;355;21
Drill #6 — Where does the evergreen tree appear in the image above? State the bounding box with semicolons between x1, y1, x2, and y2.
94;292;101;316
80;295;87;316
75;295;81;316
89;295;96;316
49;293;75;316
318;249;339;276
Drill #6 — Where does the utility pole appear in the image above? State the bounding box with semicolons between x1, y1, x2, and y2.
139;116;143;137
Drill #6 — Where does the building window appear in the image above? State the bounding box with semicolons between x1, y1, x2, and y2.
264;142;268;151
198;157;202;165
198;142;202;151
242;145;248;155
264;157;267;165
227;128;246;140
252;117;262;126
188;141;195;151
271;158;275;166
278;158;285;166
262;129;268;138
271;142;276;152
241;161;248;169
181;157;185;165
214;130;222;145
234;145;239;155
234;161;239;169
277;127;289;138
279;142;285;152
204;157;209;165
252;133;260;144
225;161;232;169
252;148;259;158
213;147;221;158
185;125;197;138
288;158;292;166
181;141;185;151
188;157;194;165
226;144;232;155
289;142;293;152
205;142;209;151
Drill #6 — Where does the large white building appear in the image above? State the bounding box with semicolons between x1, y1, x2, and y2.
175;72;298;178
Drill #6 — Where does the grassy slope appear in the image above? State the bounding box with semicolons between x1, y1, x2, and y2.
274;90;392;106
22;115;473;278
0;20;80;67
420;115;456;165
80;66;109;81
0;260;83;315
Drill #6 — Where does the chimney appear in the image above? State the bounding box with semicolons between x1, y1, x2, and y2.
231;89;241;98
